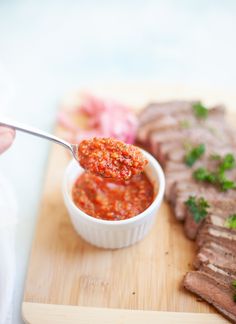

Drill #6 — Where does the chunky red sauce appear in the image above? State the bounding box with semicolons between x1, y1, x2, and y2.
78;137;148;180
72;172;154;220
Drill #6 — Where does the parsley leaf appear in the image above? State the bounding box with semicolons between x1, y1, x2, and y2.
225;214;236;229
193;167;236;191
193;102;208;119
193;168;217;183
185;144;205;167
185;196;209;223
233;280;236;288
193;153;236;191
219;153;235;171
218;175;236;191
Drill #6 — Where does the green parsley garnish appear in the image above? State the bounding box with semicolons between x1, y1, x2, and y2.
225;214;236;229
185;144;205;167
218;173;236;191
193;167;236;191
193;153;236;191
193;167;217;183
185;196;209;223
233;280;236;288
219;153;235;172
192;102;208;119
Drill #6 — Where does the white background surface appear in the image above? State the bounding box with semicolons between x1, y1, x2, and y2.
0;1;236;323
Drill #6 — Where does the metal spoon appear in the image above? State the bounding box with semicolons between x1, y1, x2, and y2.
0;117;80;162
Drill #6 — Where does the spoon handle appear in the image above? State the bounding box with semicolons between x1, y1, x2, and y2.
0;117;72;151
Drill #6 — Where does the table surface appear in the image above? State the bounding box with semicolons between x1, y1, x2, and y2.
0;1;236;323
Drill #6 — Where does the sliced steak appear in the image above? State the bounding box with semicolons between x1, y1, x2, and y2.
184;211;204;240
171;178;236;221
198;263;236;286
138;101;196;126
184;271;236;323
165;169;192;199
138;100;236;321
194;242;236;275
197;224;236;254
137;114;178;144
169;181;215;220
184;197;236;240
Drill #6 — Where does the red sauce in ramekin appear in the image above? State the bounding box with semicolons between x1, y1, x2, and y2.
72;172;154;221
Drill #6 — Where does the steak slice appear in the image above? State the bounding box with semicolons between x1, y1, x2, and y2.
197;224;236;254
184;211;204;240
184;197;236;240
150;126;232;168
169;181;216;220
184;271;236;323
139;101;225;127
165;169;192;199
164;152;228;200
137;114;178;144
138;101;196;126
170;178;236;221
194;242;236;275
198;263;236;286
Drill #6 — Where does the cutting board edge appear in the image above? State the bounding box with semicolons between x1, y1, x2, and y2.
22;302;227;324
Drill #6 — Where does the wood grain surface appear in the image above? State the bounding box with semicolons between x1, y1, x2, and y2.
23;84;236;323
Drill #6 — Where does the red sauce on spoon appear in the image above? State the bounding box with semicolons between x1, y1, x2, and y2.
78;137;148;180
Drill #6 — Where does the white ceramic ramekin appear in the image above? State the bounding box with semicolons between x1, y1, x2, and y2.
62;149;165;249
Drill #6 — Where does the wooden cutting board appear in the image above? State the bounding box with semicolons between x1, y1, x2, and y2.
23;84;235;324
